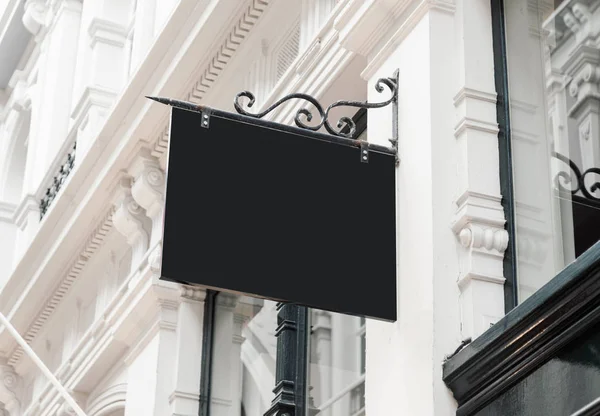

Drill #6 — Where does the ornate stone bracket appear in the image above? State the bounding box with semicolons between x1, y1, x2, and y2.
0;362;21;415
451;192;508;337
22;0;49;36
112;177;150;264
129;149;165;245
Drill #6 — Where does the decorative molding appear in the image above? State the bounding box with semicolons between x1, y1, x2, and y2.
22;0;49;36
111;178;150;257
12;195;38;230
0;202;16;223
87;18;128;48
186;0;270;104
179;286;206;302
148;243;162;276
454;117;499;138
453;87;497;107
147;0;271;163
86;383;126;416
458;224;508;253
129;149;165;223
0;361;21;414
7;209;114;366
215;293;238;309
168;389;199;404
150;123;169;171
70;86;118;131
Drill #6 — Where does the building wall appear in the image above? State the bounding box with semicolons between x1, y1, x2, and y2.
0;0;504;415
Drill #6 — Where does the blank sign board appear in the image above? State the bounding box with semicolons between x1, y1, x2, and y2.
160;107;397;321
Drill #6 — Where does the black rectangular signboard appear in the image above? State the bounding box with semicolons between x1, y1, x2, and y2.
160;107;397;321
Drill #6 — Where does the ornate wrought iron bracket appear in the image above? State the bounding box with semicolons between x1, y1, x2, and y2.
553;151;600;203
234;70;400;164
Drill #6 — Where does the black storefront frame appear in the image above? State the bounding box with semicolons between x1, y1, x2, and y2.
491;0;518;312
197;110;369;416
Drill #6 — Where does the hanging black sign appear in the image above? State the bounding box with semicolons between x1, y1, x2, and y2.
155;77;398;321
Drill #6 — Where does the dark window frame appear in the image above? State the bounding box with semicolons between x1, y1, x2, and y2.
491;0;518;312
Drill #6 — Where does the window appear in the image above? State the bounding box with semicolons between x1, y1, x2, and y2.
202;292;368;416
498;0;600;304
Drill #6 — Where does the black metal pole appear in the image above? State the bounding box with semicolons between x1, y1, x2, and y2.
198;290;217;416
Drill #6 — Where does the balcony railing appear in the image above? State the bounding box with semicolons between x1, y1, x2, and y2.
39;141;76;219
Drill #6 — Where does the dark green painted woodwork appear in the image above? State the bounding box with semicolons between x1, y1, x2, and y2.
443;241;600;415
474;321;600;416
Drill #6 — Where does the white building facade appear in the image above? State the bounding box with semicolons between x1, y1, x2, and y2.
1;0;598;415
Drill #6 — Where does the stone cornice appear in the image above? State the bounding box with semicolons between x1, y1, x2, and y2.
7;208;114;366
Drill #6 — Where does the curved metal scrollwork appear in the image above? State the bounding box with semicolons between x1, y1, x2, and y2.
552;151;600;201
234;74;398;139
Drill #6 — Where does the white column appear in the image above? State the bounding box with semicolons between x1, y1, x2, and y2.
70;0;133;160
210;293;243;416
23;0;82;192
130;0;156;71
346;0;501;413
123;282;204;416
450;0;507;339
169;287;205;416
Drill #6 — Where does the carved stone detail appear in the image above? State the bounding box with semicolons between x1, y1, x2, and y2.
568;62;600;103
112;178;149;246
458;224;509;253
0;362;21;415
130;149;165;245
149;243;162;276
180;285;206;302
112;178;150;264
216;293;238;309
22;0;49;36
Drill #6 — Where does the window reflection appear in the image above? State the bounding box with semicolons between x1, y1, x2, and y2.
308;310;365;416
210;293;277;416
504;0;600;302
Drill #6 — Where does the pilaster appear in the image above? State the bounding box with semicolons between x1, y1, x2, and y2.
25;0;83;193
169;286;205;416
355;0;498;414
210;293;242;416
69;0;134;161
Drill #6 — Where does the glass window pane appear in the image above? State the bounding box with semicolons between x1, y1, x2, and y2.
504;0;600;302
210;293;277;416
307;310;366;416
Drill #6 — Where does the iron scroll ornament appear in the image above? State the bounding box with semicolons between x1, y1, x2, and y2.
553;151;600;202
233;71;399;141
